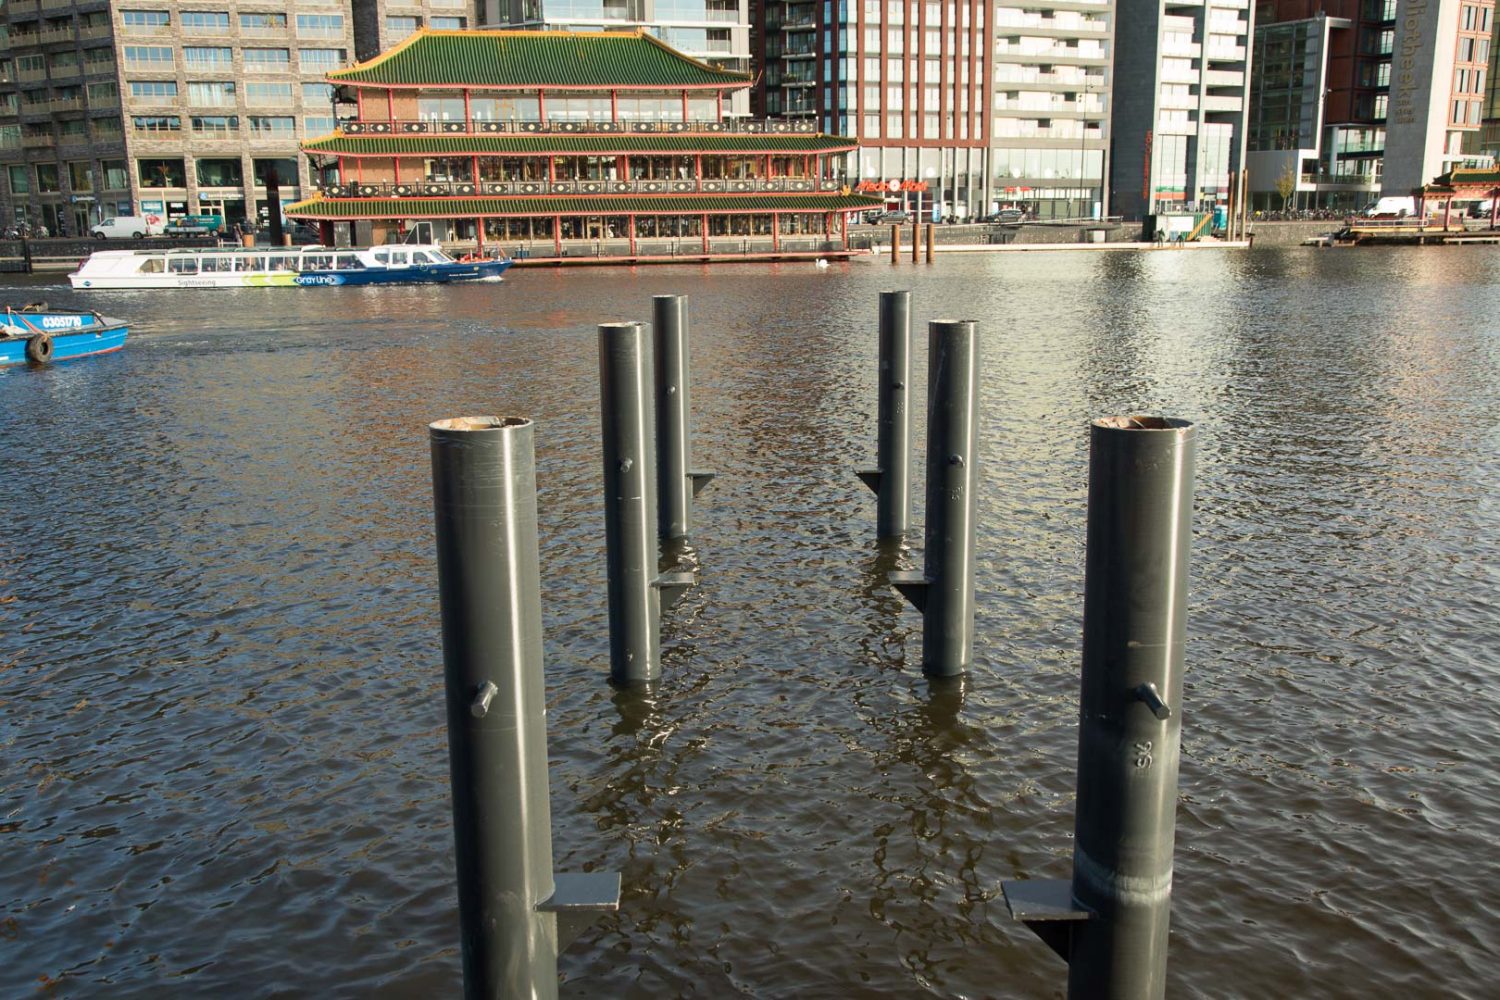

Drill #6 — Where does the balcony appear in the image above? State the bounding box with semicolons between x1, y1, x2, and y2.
1206;45;1246;62
318;176;844;199
37;26;76;45
1201;94;1242;112
17;68;49;83
21;133;55;147
41;0;74;9
80;25;113;41
48;97;85;112
9;0;40;14
336;117;822;136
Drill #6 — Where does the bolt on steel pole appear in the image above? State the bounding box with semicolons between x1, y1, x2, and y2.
430;416;619;1000
1002;415;1196;1000
891;319;979;677
857;290;913;539
652;294;715;542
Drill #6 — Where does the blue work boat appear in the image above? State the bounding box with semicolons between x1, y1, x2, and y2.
0;306;128;367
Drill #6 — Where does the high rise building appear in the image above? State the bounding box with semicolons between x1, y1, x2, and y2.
0;2;355;235
989;2;1114;219
1383;0;1494;194
1247;0;1494;209
479;1;753;117
1108;0;1254;222
756;1;992;221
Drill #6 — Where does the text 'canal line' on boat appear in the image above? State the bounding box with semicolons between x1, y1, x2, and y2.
0;307;128;367
68;244;512;290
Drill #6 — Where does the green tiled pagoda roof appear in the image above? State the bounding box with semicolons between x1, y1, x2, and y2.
303;133;857;156
285;193;883;219
329;29;749;89
1424;166;1500;191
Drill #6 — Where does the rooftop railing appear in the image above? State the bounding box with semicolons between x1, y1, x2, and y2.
335;117;821;136
318;176;845;198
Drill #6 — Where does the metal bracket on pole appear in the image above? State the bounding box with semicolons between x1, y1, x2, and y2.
654;570;696;610
856;468;883;494
538;872;622;950
689;470;715;498
1001;879;1093;962
889;570;928;612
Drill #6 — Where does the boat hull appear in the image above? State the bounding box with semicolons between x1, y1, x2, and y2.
69;258;512;289
0;312;128;367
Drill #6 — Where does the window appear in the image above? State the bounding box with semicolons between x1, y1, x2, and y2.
121;10;170;31
59;119;88;141
36;164;60;193
302;82;333;104
69;161;92;192
247;115;295;135
181;11;230;33
133;115;181;131
88;81;118;101
183;46;233;69
130;80;179;100
84;47;114;68
191;115;239;134
386;16;420;40
8;165;28;194
123;45;173;68
138;157;186;186
245;81;292;105
253;158;298;185
93;118;123;140
240;12;287;31
188;81;235;106
295;14;344;37
303;115;336;135
196;158;242;186
102;160;128;189
431;17;465;29
298;49;345;71
244;48;291;71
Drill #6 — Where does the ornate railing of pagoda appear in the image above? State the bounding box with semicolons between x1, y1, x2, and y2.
318;177;848;198
335;118;822;136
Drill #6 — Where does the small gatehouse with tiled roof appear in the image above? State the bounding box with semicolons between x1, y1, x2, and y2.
285;29;881;261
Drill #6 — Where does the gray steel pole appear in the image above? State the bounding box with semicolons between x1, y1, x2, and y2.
652;294;715;542
430;416;619;1000
891;320;979;677
600;323;693;684
857;290;913;539
1001;415;1196;1000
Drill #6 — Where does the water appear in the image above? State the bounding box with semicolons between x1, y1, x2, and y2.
1;248;1497;997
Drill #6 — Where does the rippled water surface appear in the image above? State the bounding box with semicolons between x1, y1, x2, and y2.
2;248;1497;997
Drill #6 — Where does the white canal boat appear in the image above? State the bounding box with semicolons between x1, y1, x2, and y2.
68;244;512;289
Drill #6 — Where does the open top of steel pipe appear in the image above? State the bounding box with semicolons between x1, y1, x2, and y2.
430;416;532;433
1093;415;1192;432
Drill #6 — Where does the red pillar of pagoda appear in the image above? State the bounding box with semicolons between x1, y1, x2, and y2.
1443;196;1452;230
701;213;709;254
772;212;780;252
1490;188;1499;230
553;215;562;256
628;214;637;255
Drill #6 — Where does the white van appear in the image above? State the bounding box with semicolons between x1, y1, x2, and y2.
91;215;166;239
1361;196;1415;218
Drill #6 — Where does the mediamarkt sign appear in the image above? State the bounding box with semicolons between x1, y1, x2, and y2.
855;179;929;193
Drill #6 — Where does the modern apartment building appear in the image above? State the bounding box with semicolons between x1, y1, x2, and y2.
1109;0;1253;222
351;0;474;61
1382;0;1494;194
0;1;354;234
478;1;752;117
990;2;1113;219
1246;0;1494;209
753;1;992;221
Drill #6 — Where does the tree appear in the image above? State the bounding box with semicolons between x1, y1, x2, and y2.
1275;165;1297;211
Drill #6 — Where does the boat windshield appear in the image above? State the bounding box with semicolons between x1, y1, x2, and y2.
427;248;455;262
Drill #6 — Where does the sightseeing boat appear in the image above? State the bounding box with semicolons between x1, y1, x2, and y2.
0;307;128;367
68;244;511;290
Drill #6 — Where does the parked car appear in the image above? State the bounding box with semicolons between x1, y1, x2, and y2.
868;210;911;225
92;215;166;239
982;209;1026;225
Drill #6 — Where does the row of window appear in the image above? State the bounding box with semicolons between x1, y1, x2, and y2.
128;81;334;104
131;114;335;135
5;156;302;195
122;11;346;36
386;15;468;41
122;46;346;71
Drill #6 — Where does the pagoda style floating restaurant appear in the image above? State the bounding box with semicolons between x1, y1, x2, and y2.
285;30;882;263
